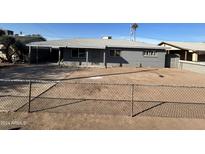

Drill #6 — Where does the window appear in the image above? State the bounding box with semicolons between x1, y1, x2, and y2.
71;49;79;58
143;50;157;57
71;48;86;58
79;49;86;58
109;49;121;57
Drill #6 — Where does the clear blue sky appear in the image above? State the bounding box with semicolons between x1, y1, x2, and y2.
0;23;205;44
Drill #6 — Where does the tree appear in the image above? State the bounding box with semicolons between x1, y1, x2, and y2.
0;34;46;63
13;40;27;61
130;23;139;41
0;36;16;62
0;36;15;47
15;35;46;44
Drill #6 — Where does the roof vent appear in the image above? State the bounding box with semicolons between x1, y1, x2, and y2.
102;36;112;39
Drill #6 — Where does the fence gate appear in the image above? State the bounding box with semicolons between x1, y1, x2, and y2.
165;54;180;68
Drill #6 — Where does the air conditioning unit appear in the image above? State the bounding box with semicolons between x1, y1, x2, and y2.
102;36;112;39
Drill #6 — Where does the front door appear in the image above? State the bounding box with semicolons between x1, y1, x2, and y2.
90;50;101;65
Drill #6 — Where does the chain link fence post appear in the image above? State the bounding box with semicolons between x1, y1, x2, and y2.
131;84;134;117
28;80;32;113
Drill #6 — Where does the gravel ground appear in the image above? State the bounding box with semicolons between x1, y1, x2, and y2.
1;65;205;129
62;67;205;86
2;112;205;130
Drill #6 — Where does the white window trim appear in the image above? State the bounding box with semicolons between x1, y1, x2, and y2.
109;49;121;57
143;50;158;57
71;48;86;58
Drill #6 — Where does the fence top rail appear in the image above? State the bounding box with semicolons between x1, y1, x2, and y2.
0;79;59;84
0;79;205;89
134;83;205;89
179;60;205;66
57;82;205;88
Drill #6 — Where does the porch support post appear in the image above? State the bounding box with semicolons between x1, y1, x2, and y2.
49;47;52;62
28;46;31;64
86;50;88;67
192;52;198;62
58;48;61;66
185;51;187;61
36;46;38;64
50;47;52;53
103;50;106;68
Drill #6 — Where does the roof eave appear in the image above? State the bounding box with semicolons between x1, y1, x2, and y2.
26;44;62;48
159;42;194;51
106;45;168;50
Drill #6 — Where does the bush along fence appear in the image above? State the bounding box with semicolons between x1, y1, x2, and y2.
0;79;205;118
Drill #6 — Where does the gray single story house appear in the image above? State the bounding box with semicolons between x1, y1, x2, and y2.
26;38;167;68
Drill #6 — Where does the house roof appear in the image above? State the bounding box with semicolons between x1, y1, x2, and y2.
159;41;205;51
27;38;167;50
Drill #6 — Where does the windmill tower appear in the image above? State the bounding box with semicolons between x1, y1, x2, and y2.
130;23;138;41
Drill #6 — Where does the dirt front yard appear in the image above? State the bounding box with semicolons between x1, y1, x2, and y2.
62;67;205;86
1;65;205;129
2;112;205;130
0;64;75;112
1;64;205;86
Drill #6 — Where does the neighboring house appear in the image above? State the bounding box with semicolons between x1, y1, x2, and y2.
159;41;205;62
0;29;14;36
26;38;167;68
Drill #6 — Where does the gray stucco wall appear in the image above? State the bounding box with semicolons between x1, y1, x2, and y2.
62;48;166;68
106;49;165;67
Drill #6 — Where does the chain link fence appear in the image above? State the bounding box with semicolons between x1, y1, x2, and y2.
1;79;205;118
